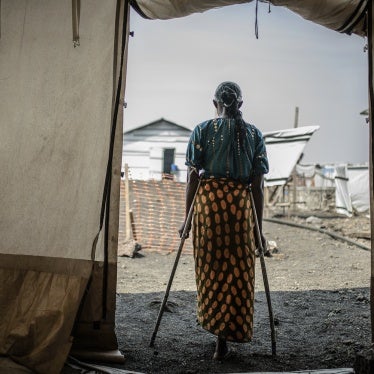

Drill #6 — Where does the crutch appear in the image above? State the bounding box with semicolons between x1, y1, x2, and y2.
249;186;277;356
149;178;202;348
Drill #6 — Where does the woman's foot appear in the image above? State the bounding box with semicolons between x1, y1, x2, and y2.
213;337;230;360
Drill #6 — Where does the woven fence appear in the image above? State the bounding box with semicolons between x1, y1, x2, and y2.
118;170;336;255
119;174;194;255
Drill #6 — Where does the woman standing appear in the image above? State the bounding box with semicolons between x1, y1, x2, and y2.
180;81;269;360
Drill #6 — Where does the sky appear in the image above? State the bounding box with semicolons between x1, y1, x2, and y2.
123;2;369;165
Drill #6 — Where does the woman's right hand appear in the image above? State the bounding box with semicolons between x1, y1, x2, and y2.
255;233;272;257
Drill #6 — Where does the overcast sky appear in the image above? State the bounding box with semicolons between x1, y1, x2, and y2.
123;3;369;165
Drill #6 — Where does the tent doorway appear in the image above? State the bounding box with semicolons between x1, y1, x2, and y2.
0;1;371;372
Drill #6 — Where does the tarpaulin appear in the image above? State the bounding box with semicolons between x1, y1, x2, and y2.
264;126;320;187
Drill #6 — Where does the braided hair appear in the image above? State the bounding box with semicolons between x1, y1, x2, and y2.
214;81;247;143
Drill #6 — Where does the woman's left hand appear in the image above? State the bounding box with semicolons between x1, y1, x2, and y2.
178;222;191;238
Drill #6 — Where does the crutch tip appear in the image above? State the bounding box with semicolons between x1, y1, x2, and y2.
272;344;277;356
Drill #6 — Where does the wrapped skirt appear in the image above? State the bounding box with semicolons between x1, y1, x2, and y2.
192;178;256;342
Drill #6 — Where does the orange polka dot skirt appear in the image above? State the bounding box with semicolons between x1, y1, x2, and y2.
193;178;256;343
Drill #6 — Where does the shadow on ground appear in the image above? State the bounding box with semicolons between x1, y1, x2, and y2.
114;287;370;373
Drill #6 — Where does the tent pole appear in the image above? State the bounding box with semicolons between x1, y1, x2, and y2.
368;0;374;347
125;163;131;240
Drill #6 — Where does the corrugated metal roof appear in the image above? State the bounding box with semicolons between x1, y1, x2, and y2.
124;118;191;137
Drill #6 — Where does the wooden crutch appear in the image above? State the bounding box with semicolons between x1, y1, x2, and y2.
249;186;277;356
149;179;202;348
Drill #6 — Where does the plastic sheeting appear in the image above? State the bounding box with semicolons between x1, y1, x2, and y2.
263;126;320;187
335;165;353;216
347;166;370;213
295;164;370;214
130;0;367;36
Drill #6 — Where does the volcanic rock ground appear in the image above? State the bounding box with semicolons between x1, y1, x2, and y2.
111;215;371;373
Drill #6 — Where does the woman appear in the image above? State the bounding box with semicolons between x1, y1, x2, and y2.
180;81;269;360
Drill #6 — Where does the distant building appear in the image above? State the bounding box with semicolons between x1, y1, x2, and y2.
122;118;191;181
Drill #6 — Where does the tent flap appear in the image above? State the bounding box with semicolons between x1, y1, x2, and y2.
270;0;368;36
130;0;249;20
130;0;367;36
0;256;92;374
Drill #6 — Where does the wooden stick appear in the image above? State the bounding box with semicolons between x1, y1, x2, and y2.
149;179;201;348
249;188;277;356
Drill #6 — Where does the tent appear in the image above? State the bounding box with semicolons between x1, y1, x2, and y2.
263;126;320;187
295;163;370;215
129;0;367;36
0;0;372;373
0;1;129;372
348;164;370;213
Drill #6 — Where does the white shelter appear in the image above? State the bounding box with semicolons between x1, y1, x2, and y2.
264;126;320;187
123;118;191;181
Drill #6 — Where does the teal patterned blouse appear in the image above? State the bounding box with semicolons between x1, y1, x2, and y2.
186;118;269;183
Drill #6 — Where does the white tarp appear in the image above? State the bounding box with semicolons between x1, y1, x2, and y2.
263;126;320;187
296;163;370;213
347;165;370;213
130;0;367;36
335;165;353;216
297;164;337;188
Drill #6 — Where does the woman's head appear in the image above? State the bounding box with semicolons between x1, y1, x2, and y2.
213;81;243;117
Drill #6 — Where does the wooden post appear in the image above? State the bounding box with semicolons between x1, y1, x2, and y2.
124;163;131;240
293;106;299;129
129;210;137;242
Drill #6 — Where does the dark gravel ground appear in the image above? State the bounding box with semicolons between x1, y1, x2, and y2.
115;287;369;373
112;218;371;373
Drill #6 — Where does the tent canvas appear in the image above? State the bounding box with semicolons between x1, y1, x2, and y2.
0;0;372;372
0;0;128;372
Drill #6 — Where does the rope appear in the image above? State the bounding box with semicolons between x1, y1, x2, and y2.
255;0;259;39
72;0;81;47
254;1;271;39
